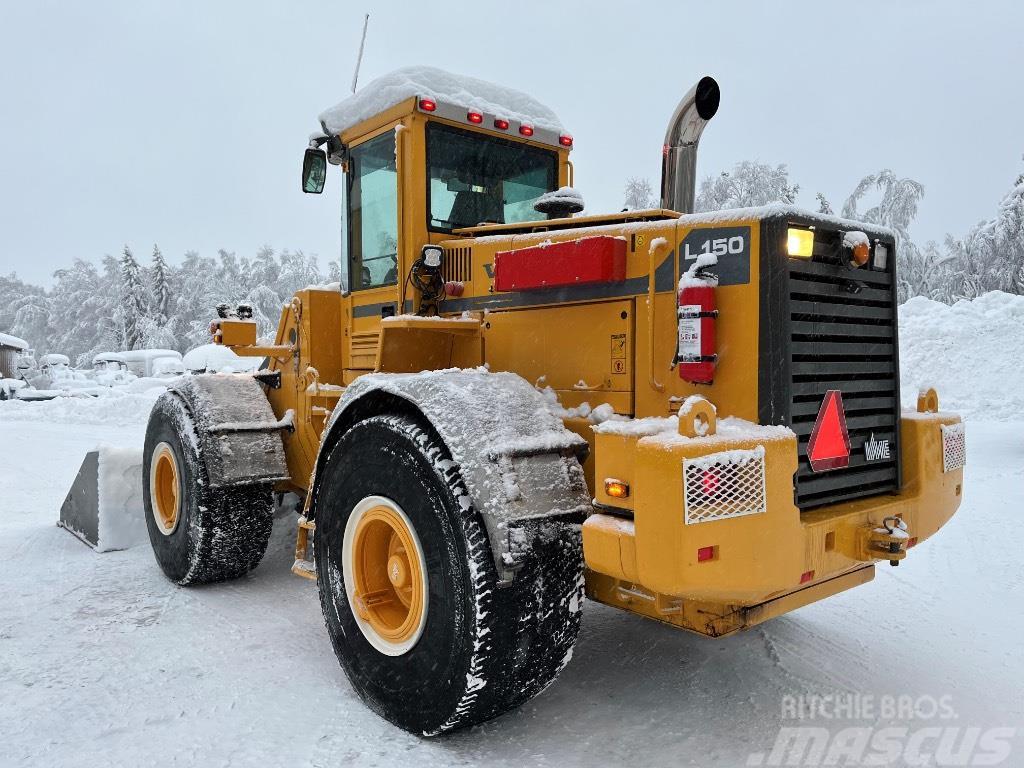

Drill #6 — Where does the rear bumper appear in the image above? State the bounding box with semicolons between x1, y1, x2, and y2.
583;408;964;633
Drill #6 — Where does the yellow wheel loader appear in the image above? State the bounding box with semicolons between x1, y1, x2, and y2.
139;67;965;735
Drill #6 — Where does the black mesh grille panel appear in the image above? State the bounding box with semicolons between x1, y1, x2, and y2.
786;233;901;510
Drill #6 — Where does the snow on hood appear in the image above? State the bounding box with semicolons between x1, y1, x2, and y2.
182;344;262;373
0;331;29;349
319;66;565;137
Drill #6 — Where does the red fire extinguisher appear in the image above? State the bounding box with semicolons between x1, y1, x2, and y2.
675;274;718;385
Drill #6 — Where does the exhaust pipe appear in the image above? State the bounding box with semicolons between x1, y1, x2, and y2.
659;76;721;214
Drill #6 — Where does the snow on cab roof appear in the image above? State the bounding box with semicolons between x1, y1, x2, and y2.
318;66;565;137
0;331;29;349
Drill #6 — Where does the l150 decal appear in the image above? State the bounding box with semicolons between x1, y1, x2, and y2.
679;226;751;286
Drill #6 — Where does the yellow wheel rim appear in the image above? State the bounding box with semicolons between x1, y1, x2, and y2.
150;442;180;535
343;496;428;656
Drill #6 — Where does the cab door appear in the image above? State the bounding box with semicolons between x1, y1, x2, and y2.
344;128;401;371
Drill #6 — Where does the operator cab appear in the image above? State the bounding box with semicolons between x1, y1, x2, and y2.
302;67;573;300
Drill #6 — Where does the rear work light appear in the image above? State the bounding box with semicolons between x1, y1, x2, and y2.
873;242;889;271
559;134;573;147
418;98;437;112
519;124;534;137
787;227;814;258
493;118;509;130
467;110;483;124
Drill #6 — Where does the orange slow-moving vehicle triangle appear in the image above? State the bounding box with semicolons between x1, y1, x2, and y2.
807;390;851;472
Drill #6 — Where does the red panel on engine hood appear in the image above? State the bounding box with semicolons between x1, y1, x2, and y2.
493;236;627;292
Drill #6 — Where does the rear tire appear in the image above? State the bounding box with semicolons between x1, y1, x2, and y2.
143;392;274;585
315;413;583;735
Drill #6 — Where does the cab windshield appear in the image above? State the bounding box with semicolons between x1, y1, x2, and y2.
426;123;558;231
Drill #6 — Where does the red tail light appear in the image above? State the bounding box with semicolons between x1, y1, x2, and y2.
700;468;720;496
418;98;437;112
519;124;534;137
493;118;509;130
907;536;919;548
697;546;716;563
800;570;815;584
559;134;573;147
467;111;483;124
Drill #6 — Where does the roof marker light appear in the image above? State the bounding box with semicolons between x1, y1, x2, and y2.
559;134;573;147
519;124;534;137
467;110;483;124
493;118;509;130
418;98;437;112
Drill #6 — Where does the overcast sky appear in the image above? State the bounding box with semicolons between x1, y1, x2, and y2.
1;0;1021;286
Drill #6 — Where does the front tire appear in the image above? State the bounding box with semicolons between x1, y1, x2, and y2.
142;392;274;585
315;413;583;735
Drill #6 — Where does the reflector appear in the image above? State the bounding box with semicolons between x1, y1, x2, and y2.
807;390;851;472
697;546;716;562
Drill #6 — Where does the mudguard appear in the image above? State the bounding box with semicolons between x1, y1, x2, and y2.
312;369;591;581
168;374;289;488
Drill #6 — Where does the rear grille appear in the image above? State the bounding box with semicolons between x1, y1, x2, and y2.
443;247;473;283
787;242;901;510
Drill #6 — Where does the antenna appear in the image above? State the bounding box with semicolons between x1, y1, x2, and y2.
351;14;370;94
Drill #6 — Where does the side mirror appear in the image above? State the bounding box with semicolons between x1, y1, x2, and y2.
302;148;327;194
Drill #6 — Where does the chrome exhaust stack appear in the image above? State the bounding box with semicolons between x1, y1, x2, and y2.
659;76;721;214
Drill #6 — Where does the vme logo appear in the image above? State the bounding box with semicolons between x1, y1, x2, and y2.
864;432;891;461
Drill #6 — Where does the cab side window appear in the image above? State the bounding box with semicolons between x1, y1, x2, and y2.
348;132;398;290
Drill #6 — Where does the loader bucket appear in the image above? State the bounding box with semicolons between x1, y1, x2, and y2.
59;450;100;547
58;446;148;552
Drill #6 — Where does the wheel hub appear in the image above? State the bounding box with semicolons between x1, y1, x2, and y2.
150;442;180;536
343;496;428;656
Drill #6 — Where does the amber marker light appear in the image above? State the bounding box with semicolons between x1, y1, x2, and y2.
787;227;814;258
851;241;871;267
604;479;629;499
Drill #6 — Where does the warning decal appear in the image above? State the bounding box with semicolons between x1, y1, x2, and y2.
611;334;627;374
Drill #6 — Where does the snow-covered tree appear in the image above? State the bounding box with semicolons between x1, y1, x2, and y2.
695;161;799;212
623;177;656;210
150;245;171;325
816;193;834;215
119;246;148;351
842;170;926;301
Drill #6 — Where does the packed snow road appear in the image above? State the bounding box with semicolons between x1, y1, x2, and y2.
1;405;1021;767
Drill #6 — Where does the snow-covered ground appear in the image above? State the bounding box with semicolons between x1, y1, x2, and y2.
1;294;1023;767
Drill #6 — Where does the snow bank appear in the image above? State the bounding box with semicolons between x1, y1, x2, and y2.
319;66;564;136
898;291;1024;420
95;445;147;552
0;390;161;426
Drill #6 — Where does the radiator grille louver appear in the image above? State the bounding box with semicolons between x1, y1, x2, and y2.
787;245;901;510
442;247;473;284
